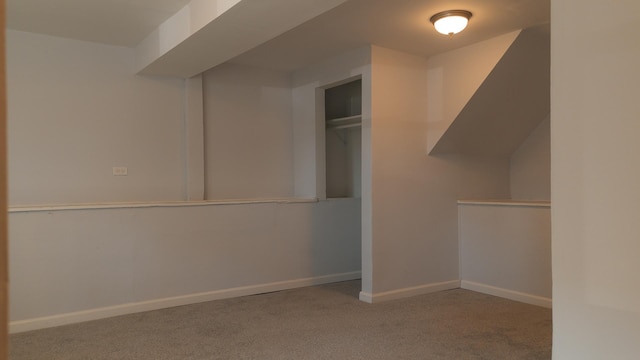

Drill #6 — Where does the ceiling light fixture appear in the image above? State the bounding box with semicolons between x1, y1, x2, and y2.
430;10;472;36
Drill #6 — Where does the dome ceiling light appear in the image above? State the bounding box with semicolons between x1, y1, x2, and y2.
430;10;473;36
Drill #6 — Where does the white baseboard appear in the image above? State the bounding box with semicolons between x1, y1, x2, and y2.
10;271;361;334
359;280;460;303
461;280;552;308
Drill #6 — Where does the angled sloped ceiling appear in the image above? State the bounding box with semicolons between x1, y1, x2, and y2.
429;24;550;157
426;30;521;154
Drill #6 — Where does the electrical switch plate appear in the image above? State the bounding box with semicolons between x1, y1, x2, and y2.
112;167;128;176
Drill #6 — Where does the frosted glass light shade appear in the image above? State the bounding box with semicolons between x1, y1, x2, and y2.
430;10;472;36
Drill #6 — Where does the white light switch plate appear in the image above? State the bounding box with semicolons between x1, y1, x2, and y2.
112;167;128;176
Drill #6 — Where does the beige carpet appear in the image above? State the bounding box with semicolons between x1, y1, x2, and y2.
10;281;552;359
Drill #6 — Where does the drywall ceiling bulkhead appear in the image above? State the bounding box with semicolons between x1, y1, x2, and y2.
430;24;550;157
136;0;349;77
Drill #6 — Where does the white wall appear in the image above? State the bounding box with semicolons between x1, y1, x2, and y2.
510;115;550;200
7;30;186;205
202;63;293;200
459;202;551;306
9;199;361;331
551;0;640;358
366;46;512;299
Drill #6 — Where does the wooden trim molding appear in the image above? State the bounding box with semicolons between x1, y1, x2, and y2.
10;271;362;333
461;281;552;308
457;199;551;208
1;0;9;357
8;197;319;213
359;280;461;303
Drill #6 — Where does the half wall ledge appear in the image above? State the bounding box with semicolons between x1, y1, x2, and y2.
9;198;319;213
457;199;550;208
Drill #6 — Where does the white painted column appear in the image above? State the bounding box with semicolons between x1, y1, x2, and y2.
551;0;640;358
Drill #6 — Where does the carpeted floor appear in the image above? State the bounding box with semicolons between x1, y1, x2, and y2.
10;281;552;359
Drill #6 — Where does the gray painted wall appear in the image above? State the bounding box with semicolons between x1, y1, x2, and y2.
369;46;512;296
510;115;550;200
202;63;294;200
7;30;362;332
9;200;361;330
7;30;185;205
459;203;551;301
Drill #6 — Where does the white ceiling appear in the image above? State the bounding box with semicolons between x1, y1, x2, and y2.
7;0;191;47
7;0;550;72
231;0;550;71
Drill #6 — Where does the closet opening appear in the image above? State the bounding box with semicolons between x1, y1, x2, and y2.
324;78;362;199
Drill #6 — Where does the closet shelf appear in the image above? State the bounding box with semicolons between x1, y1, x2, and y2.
326;114;361;130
